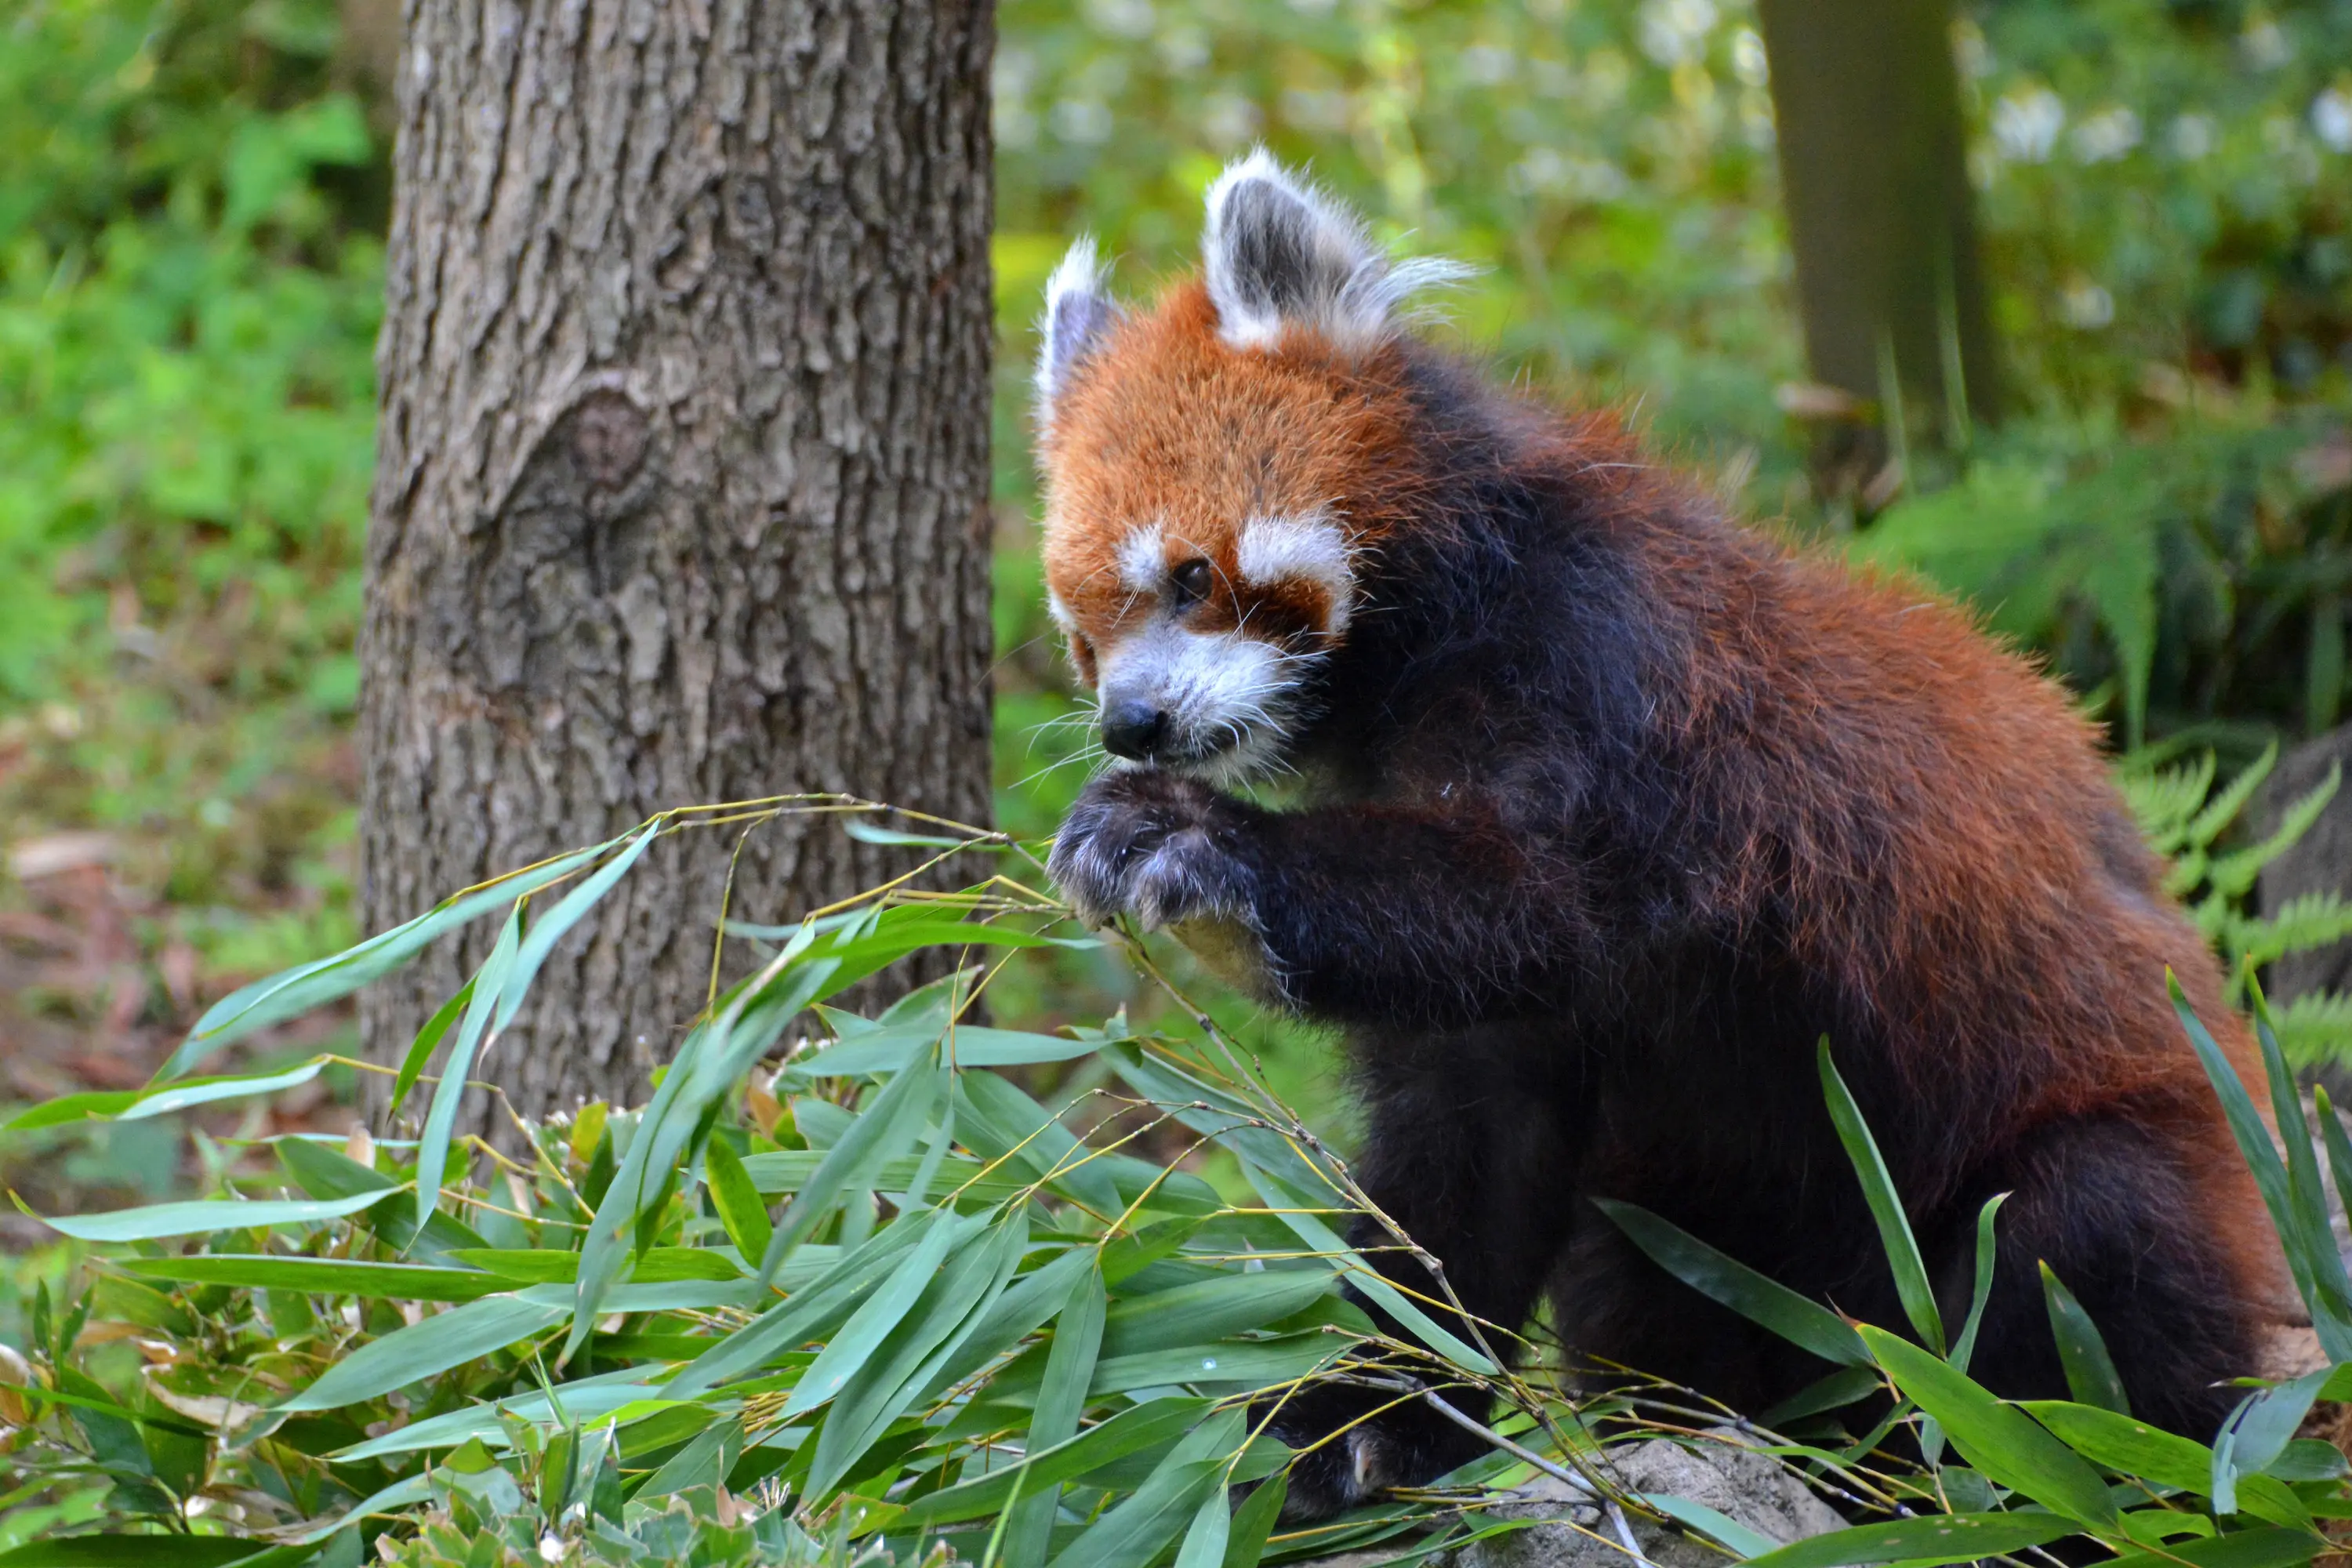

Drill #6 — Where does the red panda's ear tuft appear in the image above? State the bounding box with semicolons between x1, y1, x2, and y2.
1035;236;1120;431
1201;149;1469;355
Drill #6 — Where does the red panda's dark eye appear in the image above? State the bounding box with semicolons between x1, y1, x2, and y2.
1171;557;1214;605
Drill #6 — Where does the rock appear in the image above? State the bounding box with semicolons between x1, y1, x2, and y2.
1298;1428;1846;1568
2256;727;2352;1023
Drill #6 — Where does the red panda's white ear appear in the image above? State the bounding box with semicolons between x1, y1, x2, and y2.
1202;150;1467;354
1036;237;1120;428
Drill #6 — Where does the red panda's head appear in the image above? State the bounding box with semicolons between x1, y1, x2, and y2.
1032;151;1468;783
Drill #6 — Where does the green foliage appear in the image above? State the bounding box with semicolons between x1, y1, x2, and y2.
1602;973;2352;1568
2119;741;2352;1066
9;808;2352;1564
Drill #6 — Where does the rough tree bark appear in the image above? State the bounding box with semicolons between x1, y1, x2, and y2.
1756;0;1999;477
358;0;996;1134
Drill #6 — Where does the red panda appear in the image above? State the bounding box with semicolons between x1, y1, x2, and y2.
1035;151;2297;1520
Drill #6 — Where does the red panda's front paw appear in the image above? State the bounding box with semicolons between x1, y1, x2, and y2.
1050;769;1257;931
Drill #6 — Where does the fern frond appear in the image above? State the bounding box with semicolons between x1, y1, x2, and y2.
2205;760;2341;902
2183;740;2278;851
2269;990;2352;1073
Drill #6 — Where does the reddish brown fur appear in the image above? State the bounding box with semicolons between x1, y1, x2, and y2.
1041;241;2297;1515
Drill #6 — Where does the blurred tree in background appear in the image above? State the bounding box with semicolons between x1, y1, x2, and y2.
1757;0;2000;492
0;0;2348;1189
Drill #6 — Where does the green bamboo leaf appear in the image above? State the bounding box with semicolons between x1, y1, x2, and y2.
955;1070;1123;1214
492;822;660;1033
25;1186;397;1243
414;902;523;1237
114;1254;501;1302
1003;1259;1109;1566
1591;1197;1868;1367
280;1289;568;1412
568;949;838;1356
2022;1400;2213;1492
390;980;474;1116
1174;1486;1232;1568
1089;1334;1343;1399
1050;1406;1247;1568
703;1139;775;1262
800;1025;1107;1077
115;1056;334;1122
1759;1366;1883;1425
1736;1511;2082;1568
1;1090;140;1131
1820;1040;1944;1352
1222;1472;1286;1567
332;1373;668;1462
807;1210;1030;1500
755;1041;947;1289
910;1246;1100;1407
1860;1325;2118;1527
2216;1370;2330;1514
2038;1262;2129;1414
1949;1192;2009;1374
164;838;614;1079
276;1136;486;1258
663;1214;932;1400
2314;1089;2352;1261
1641;1492;1780;1559
444;1247;743;1285
277;1472;437;1544
2251;985;2352;1330
1244;1163;1497;1374
903;1398;1212;1526
787;1207;972;1419
2172;977;2352;1359
0;1541;310;1568
1099;1269;1333;1358
2099;1526;2323;1568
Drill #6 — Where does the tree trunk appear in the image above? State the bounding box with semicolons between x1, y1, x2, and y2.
1755;0;1999;481
358;0;996;1135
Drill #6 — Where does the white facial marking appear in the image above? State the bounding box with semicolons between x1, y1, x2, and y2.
1116;523;1167;593
1236;511;1355;635
1046;590;1076;632
1098;621;1302;785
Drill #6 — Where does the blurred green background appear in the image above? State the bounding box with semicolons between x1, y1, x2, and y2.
2;0;2350;1225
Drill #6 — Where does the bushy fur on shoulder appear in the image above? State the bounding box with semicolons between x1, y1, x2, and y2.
1036;153;2294;1522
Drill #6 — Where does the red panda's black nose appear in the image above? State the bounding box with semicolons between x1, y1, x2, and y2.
1101;699;1166;760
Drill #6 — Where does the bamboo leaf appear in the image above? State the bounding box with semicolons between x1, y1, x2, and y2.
1591;1197;1868;1367
1737;1511;2083;1568
1098;1269;1333;1358
279;1290;568;1412
1820;1040;1944;1352
114;1057;334;1122
163;839;613;1079
25;1187;398;1243
1049;1406;1246;1568
2172;976;2352;1360
2023;1400;2214;1492
1641;1492;1780;1559
1860;1325;2118;1527
800;1025;1108;1077
414;902;523;1238
491;822;660;1033
1174;1486;1232;1568
1244;1163;1497;1374
2099;1527;2324;1568
755;1040;947;1289
1222;1472;1286;1567
2038;1262;2129;1414
903;1398;1212;1526
662;1216;932;1400
1949;1192;2009;1374
787;1207;972;1420
803;1210;1027;1499
390;980;474;1116
114;1254;501;1302
1003;1258;1109;1566
703;1138;775;1263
